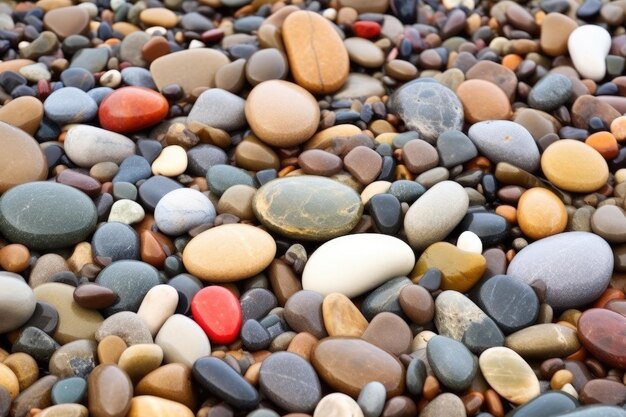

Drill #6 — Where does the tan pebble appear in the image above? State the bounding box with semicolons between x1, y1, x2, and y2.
127;395;195;417
517;188;567;240
540;13;577;57
37;404;88;417
0;362;19;400
97;335;128;365
3;353;38;392
152;145;188;177
550;369;573;390
561;383;578;399
217;184;257;220
29;254;70;288
457;79;512;123
117;344;163;384
314;393;364;417
479;346;540;405
135;364;196;409
234;135;280;171
137;284;178;337
360;181;391;204
541;139;609;192
67;242;93;275
412;330;437;351
0;96;44;136
287;332;319;361
244;361;261;385
0;244;30;273
611;116;626;142
305;124;362;150
140;8;178;28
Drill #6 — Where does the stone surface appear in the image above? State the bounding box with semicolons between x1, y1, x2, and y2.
135;364;196;409
0;273;36;333
87;365;132;417
63;125;136;168
95;260;159;316
457;79;512;123
591;205;626;243
150;49;230;94
420;393;466;417
183;224;276;282
362;312;413;356
49;340;97;379
191;286;242;345
155;314;210;368
253;176;362;241
427;336;477;392
507;392;578;417
127;396;194;417
155;188;215;236
0;182;96;250
323;293;368;337
43;87;98;125
541;140;609;193
314;393;364;417
479;347;540;405
505;324;581;360
517;188;567;240
302;233;414;298
507;232;613;309
578;308;626;369
388;80;464;144
187;88;246;132
99;87;168;133
95;312;153;346
528;74;572;112
0;122;47;194
568;25;611;81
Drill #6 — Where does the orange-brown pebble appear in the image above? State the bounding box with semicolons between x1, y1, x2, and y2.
485;389;504;417
550;369;574;390
502;54;523;71
495;205;517;224
456;79;513;123
97;335;127;365
462;392;484;416
422;375;440;401
0;244;30;272
517;188;567;240
593;288;626;308
564;347;586;361
585;131;619;159
287;332;319;361
244;361;261;385
611;116;626;142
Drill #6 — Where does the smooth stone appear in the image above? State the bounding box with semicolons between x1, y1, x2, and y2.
241;319;271;351
217;184;257;220
468;120;539;172
260;351;322;413
420;393;466;417
167;274;202;316
402;139;438;175
517;187;567;240
322;293;368;337
0;182;96;250
311;337;405;397
43;87;97;125
240;288;277;322
505;324;581;360
436;131;478;168
151;145;187;177
99;87;168;133
91;222;139;264
580;379;626;405
117;344;163;383
546;406;626;417
479;347;540;405
541;13;577;56
136;285;178;337
34;283;103;344
191;286;242;345
3;352;38;393
183;224;276;282
0;363;18;400
412;242;486;293
455;212;509;247
465;60;517;102
10;375;58;417
95;260;159;316
282;11;349;94
404;181;468;251
137;176;182;211
333;73;385;99
245;48;288;86
186;145;227;177
314;393;364;417
253;176;362;241
150;49;230;94
302;233;414;298
63;125;136;168
507;232;613;309
427;335;477;392
245;80;319;147
361;277;411;321
71;48;109;73
43;6;89;39
568;25;611;81
388;80;464;144
193;356;259;410
126;396;194;417
506;391;578;417
51;376;86;405
344;37;385;68
399;285;434;325
358;381;386;417
0;96;43;136
155;314;210;368
0;121;46;194
457;79;512;123
186;88;246;132
108;200;145;225
87;365;132;417
528;74;572;112
206;164;255;197
362;312;413;356
135;364;196;409
95;312;153;346
388;180;425;204
284;290;327;339
344;146;383;185
154;188;215;236
578;308;626;369
456;231;482;254
541;140;608;193
591;205;626;243
49;339;96;379
471;275;539;334
298;150;343;177
0;273;36;333
40;404;88;417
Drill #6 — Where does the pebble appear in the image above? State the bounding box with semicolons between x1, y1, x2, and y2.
388;80;464;144
154;188;215;236
528;74;572;112
302;233;414;298
0;273;36;333
505;323;581;360
43;87;98;125
427;335;477;392
253;176;362;241
578;308;626;369
541;13;577;56
404;181;469;251
314;393;364;417
95;260;159;316
117;343;163;383
420;393;466;417
38;404;88;417
344;37;385;68
87;364;133;417
479;347;540;405
191;286;242;345
436;131;478;168
151;145;188;177
206;165;255;197
63;125;136;168
311;338;405;397
136;284;178;337
568;25;611;81
91;222;139;264
591;205;626;243
183;224;276;282
135;364;196;409
99;87;168;133
127;396;194;417
362;312;413;356
517;188;567;240
358;382;386;417
457;79;512;123
322;292;368;337
245;80;319;147
467;120;539;172
507;391;578;417
49;340;97;379
245;48;289;86
51;376;86;405
155;314;210;368
541;140;609;193
43;6;90;39
96;312;153;346
507;232;613;309
150;49;229;94
187;88;246;132
282;11;349;94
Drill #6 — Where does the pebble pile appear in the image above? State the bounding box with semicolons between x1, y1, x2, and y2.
2;0;626;416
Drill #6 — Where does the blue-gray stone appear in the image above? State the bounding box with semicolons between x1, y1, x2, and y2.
427;335;477;392
51;377;87;405
358;381;386;417
206;165;255;196
437;130;478;168
70;48;109;72
406;358;426;397
91;222;140;263
87;87;114;105
528;73;572;112
551;406;626;417
361;276;411;321
121;67;156;89
388;180;426;204
187;144;228;177
241;319;271;351
113;155;152;184
506;391;578;417
43;87;98;125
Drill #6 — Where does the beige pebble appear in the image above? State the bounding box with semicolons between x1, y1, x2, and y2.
118;344;163;383
152;145;188;177
137;284;179;337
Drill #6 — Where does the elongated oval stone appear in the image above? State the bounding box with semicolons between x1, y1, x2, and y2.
311;337;405;398
0;182;97;250
0;122;47;194
507;392;578;417
507;232;613;309
150;49;230;94
578;309;626;369
479;346;540;405
302;234;415;298
505;324;581;360
253;176;363;241
99;87;168;133
63;125;136;168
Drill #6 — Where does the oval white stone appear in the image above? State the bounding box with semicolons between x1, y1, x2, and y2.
568;25;611;81
64;124;136;168
302;233;415;298
137;284;179;337
404;180;469;251
155;188;216;236
479;346;540;405
155;314;210;368
457;231;482;254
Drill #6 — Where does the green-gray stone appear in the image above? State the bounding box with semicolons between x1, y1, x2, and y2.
51;377;87;405
70;48;109;73
252;176;363;241
0;182;97;250
206;165;255;196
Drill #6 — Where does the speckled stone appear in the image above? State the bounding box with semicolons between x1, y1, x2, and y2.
43;87;98;125
427;335;477;392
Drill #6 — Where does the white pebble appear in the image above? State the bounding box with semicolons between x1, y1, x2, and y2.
152;145;188;177
568;25;611;81
561;383;578;399
456;231;483;254
189;39;206;49
411;330;437;351
108;199;145;225
100;69;122;88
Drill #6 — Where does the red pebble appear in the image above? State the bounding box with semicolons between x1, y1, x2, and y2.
98;86;169;133
354;21;381;39
191;286;243;345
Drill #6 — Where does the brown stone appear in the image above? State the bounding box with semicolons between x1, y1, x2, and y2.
282;11;349;94
268;259;302;307
287;332;319;361
141;36;170;64
399;285;435;326
43;6;89;39
215;59;246;94
10;375;57;417
385;60;418;81
127;396;195;417
343;146;383;185
311;337;405;398
88;365;133;417
305;124;362;150
505;323;581;360
0;244;30;273
466;60;517;102
578;308;626;369
245;80;320;147
572;95;621;130
3;353;38;392
234;134;280;171
97;335;128;365
0;363;19;400
0;121;47;194
150;49;230;94
580;379;626;405
591;205;626;243
540;13;577;57
344;37;385;68
362;312;413;356
135;364;196;409
56;169;101;197
517;188;567;240
402;140;439;175
322;292;368;337
139;8;178;28
0;96;44;136
284;290;328;339
216;184;256;221
457;79;513;123
382;396;418;417
117;344;163;384
298;149;343;176
38;404;88;417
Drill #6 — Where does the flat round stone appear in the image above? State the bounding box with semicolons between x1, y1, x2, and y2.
0;272;36;333
0;121;47;194
507;232;613;309
591;205;626;243
388;80;463;144
63;125;136;168
186;88;246;132
0;182;97;250
154;188;215;236
302;233;414;298
427;335;477;392
362;312;413;356
517;188;567;240
43;87;97;125
284;290;327;339
245;80;320;147
260;352;322;413
191;286;242;345
457;79;512;123
479;346;540;405
253;176;362;241
420;393;466;417
99;87;168;133
541;139;609;193
150;49;230;94
528;74;572;112
311;337;405;398
182;224;276;282
49;339;97;378
578;308;626;369
51;376;87;405
91;222;140;263
399;285;434;326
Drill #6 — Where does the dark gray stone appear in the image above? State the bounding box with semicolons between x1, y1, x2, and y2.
206;165;255;196
427;335;477;392
240;319;271;351
43;87;98;125
240;288;277;322
92;222;140;264
436;130;478;168
528;73;572;112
